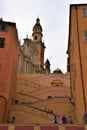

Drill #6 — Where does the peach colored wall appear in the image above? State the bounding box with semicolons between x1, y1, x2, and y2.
16;73;70;100
69;5;87;123
8;98;75;123
0;21;19;122
0;97;7;122
70;6;85;123
9;104;54;123
32;98;75;121
35;43;44;68
10;73;71;123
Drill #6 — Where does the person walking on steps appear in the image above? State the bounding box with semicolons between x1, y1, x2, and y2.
53;116;57;124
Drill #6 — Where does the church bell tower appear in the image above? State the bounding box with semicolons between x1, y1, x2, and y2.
32;18;45;70
32;18;43;42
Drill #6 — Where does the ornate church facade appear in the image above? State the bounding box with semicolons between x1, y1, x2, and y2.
18;18;50;74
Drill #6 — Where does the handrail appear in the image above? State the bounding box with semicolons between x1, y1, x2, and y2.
12;103;60;118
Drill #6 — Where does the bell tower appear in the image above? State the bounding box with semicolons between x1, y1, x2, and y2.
32;18;43;42
32;18;45;70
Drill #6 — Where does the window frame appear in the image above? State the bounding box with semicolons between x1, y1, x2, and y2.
0;23;7;32
84;30;87;42
0;38;5;48
83;8;87;17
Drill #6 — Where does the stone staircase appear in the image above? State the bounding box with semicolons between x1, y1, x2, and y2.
9;103;60;123
10;73;71;123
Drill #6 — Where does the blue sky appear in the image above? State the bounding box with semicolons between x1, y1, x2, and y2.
0;0;87;73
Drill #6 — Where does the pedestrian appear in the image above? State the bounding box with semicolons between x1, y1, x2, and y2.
61;115;67;124
53;116;57;124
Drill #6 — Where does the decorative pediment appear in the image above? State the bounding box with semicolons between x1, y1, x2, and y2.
51;79;63;87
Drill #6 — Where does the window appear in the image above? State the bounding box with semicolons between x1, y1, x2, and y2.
0;38;5;48
0;23;7;31
15;100;19;104
83;8;87;17
34;36;37;40
48;96;52;99
84;31;87;42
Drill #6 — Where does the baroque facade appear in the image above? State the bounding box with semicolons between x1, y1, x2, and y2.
18;18;48;74
18;38;38;74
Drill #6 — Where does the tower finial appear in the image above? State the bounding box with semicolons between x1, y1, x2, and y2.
26;34;28;38
36;17;40;24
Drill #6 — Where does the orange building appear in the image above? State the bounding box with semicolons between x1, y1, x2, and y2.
67;4;87;123
0;18;19;122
